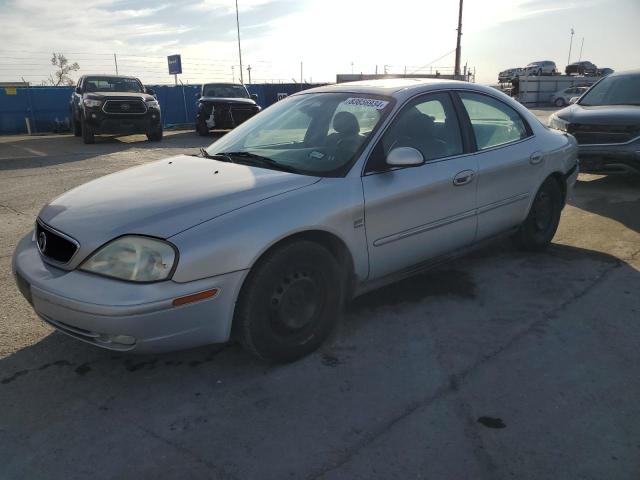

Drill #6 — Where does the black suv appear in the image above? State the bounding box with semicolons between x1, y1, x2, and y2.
196;83;260;135
70;75;162;144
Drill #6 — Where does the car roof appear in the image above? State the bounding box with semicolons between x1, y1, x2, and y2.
296;78;495;99
82;74;140;80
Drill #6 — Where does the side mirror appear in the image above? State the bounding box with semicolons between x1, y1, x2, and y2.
569;96;579;105
250;93;259;101
75;86;82;94
145;87;155;95
386;147;424;167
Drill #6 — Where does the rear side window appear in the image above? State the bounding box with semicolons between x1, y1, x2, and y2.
459;92;530;150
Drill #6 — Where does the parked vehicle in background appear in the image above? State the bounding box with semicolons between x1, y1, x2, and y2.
549;70;640;174
196;83;261;135
565;61;598;76
14;79;578;362
597;67;615;77
524;61;557;76
70;75;162;144
551;86;590;107
498;68;524;83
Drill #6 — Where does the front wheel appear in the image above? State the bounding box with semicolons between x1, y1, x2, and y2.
512;177;563;251
82;120;95;144
554;97;566;107
147;125;163;142
196;119;209;136
233;241;342;363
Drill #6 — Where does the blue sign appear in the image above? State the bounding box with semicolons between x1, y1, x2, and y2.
167;55;182;75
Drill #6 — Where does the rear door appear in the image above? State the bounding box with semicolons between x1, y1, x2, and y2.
456;91;540;240
362;92;478;280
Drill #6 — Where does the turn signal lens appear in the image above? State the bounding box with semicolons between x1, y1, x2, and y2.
172;289;219;306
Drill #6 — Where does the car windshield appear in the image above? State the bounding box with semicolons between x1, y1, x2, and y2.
579;74;640;106
84;77;143;93
202;84;249;98
205;92;394;177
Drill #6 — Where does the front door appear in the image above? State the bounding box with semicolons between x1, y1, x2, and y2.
362;92;478;280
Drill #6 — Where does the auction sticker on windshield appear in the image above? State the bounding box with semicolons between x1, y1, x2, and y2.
343;97;389;109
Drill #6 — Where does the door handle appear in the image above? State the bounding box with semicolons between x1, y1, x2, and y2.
530;152;544;165
453;170;475;186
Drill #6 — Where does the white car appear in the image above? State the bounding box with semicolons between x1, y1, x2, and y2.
524;61;557;76
551;86;589;107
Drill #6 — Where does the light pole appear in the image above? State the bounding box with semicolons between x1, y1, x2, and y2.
567;28;575;65
454;0;463;77
235;0;244;84
231;65;235;83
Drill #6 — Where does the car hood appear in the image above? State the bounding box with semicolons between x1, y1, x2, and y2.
88;91;155;101
39;155;320;262
198;97;257;106
557;104;640;125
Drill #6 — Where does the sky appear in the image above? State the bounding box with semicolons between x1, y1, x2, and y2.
0;0;638;85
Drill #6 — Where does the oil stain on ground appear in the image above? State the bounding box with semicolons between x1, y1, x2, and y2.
477;416;506;429
348;269;477;313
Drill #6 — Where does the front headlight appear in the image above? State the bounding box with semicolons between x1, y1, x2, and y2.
80;236;177;282
83;98;102;108
548;114;569;132
146;99;160;109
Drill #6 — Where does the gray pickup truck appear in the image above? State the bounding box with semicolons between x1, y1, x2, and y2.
196;83;261;135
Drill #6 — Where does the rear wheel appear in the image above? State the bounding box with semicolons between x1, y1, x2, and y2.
233;241;342;363
82;119;95;144
512;177;563;251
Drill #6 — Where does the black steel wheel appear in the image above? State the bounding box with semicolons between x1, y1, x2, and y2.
147;125;163;142
234;240;342;363
512;177;563;251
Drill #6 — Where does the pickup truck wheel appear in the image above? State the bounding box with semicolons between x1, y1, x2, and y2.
147;125;163;142
196;120;209;136
512;177;562;251
82;120;95;144
73;119;82;137
234;240;342;363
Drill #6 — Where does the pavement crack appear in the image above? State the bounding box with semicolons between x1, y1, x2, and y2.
0;203;23;215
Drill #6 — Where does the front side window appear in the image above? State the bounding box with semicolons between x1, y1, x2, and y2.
578;74;640;106
83;77;143;93
459;91;529;150
366;92;464;173
207;93;394;177
202;84;249;98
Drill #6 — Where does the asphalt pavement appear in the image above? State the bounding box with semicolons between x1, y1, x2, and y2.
0;125;639;479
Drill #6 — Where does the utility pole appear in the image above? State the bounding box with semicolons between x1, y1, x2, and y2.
247;65;252;84
578;37;584;62
351;61;354;74
300;62;303;88
235;0;244;84
454;0;463;77
231;66;235;83
567;28;575;65
113;53;119;75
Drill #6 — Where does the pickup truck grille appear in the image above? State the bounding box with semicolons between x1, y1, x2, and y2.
202;102;258;128
102;99;147;115
568;123;640;145
36;220;78;264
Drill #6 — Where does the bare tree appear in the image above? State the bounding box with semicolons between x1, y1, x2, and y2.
48;53;80;86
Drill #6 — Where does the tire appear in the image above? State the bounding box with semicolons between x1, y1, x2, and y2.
196;119;209;136
147;125;163;142
233;240;342;363
554;98;566;107
73;116;82;137
82;119;95;144
512;177;563;251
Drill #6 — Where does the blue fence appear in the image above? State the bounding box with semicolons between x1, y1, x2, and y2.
0;83;326;135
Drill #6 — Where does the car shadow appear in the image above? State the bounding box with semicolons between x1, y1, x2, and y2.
571;174;640;233
0;130;224;171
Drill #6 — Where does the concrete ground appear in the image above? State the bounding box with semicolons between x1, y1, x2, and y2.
0;124;639;479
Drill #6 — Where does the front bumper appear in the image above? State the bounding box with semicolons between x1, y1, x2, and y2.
84;107;161;134
12;233;246;353
577;141;640;175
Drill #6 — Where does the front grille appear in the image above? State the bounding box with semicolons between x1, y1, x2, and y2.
36;220;78;263
103;99;147;114
568;123;640;145
202;102;258;127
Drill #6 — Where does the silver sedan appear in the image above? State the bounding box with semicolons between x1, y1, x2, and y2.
12;79;578;362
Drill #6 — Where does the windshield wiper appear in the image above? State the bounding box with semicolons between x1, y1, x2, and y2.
220;151;300;173
194;148;234;163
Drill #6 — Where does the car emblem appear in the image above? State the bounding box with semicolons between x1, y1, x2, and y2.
120;103;130;111
37;231;47;253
